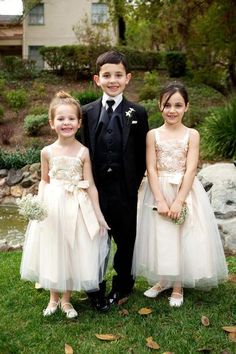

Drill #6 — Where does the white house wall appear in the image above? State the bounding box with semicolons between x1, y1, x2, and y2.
23;0;117;61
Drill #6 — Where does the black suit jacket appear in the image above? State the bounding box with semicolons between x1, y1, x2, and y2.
81;97;149;197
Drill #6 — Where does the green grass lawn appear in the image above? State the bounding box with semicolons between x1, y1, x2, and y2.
0;251;235;354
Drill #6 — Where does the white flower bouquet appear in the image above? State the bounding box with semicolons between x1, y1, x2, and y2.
17;194;48;221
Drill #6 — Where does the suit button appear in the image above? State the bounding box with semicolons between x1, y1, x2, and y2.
107;129;112;133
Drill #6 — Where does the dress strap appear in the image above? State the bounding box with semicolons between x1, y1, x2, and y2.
77;145;86;159
183;128;190;143
153;128;160;143
46;145;53;160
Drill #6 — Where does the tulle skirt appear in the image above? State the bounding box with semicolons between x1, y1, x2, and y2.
132;176;228;289
20;182;109;292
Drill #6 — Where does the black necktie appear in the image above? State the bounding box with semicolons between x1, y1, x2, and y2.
106;100;115;119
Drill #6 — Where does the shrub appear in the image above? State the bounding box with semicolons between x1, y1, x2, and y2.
199;97;236;160
115;46;163;71
0;78;6;92
70;89;101;105
141;99;163;129
2;56;38;80
165;51;187;77
40;44;163;77
28;105;48;115
31;82;47;99
0;126;14;145
139;86;158;102
0;105;4;123
0;148;41;169
24;114;48;136
5;89;28;112
139;71;159;101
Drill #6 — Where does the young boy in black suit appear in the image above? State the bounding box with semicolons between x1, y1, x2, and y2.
82;50;149;311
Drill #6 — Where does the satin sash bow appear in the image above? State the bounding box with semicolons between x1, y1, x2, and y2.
51;178;100;247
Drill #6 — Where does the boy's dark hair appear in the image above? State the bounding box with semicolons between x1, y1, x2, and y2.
96;50;129;74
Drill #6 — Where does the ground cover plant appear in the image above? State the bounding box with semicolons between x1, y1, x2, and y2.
0;251;235;354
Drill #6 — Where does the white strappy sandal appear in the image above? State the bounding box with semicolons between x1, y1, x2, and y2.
43;300;60;316
144;283;170;298
169;291;184;307
60;302;78;319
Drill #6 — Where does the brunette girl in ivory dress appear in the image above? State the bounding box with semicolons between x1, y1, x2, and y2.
132;82;228;307
21;91;110;318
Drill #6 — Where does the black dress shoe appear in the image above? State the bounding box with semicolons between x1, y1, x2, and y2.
93;297;110;313
88;293;110;313
107;291;129;305
87;281;110;313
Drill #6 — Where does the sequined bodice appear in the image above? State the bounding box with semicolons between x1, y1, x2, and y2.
48;156;83;181
155;129;189;174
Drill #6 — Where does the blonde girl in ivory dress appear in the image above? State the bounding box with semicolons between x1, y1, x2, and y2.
21;91;110;318
132;82;228;307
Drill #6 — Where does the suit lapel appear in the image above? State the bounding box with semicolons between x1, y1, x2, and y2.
87;99;102;155
122;98;133;151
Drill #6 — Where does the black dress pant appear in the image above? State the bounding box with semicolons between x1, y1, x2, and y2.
97;171;137;294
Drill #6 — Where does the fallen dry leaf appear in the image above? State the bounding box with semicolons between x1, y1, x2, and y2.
138;307;153;315
201;315;210;327
162;352;175;354
222;326;236;333
228;274;236;283
146;336;160;350
228;332;236;342
118;297;129;305
65;343;73;354
95;333;120;341
119;308;129;316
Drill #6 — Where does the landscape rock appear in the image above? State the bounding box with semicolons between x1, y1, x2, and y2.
198;162;236;254
5;169;23;186
0;169;8;178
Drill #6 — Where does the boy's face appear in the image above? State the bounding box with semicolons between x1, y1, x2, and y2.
94;63;131;97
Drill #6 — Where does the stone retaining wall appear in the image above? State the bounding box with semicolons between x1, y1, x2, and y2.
0;162;236;254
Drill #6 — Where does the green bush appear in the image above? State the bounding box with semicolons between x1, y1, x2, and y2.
2;56;38;80
115;46;163;71
139;71;159;101
199;97;236;159
165;51;187;77
28;105;48;115
0;105;4;123
5;89;28;112
0;148;40;169
40;45;163;77
31;82;47;99
70;89;101;105
24;114;48;136
0;78;6;92
139;86;158;102
141;99;163;129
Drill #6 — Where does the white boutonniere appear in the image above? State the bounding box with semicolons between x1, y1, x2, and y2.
125;107;135;125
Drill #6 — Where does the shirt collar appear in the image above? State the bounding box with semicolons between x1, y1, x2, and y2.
102;93;123;111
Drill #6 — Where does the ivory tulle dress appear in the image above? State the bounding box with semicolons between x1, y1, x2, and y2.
132;128;228;289
20;145;109;292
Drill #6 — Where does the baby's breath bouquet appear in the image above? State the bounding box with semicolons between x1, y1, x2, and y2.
17;194;48;221
172;203;188;225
